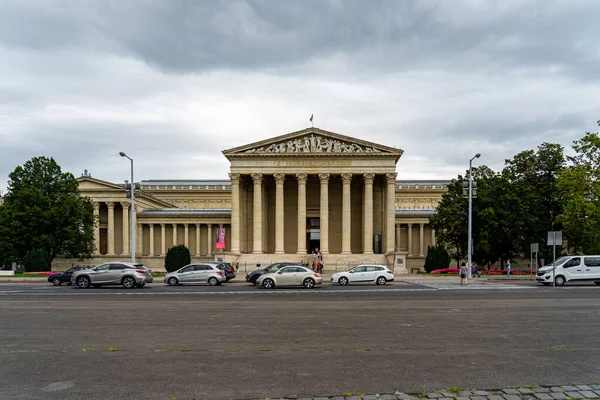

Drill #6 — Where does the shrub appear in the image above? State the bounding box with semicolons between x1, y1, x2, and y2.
424;244;451;273
164;244;191;272
22;248;50;272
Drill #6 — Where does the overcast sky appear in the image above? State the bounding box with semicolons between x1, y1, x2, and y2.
1;0;599;193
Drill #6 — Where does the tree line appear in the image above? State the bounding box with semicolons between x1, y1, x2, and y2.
430;121;600;268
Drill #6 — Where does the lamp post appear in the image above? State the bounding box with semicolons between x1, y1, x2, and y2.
467;153;481;279
119;152;135;264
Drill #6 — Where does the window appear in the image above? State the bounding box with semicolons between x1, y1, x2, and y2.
584;257;600;267
366;266;379;272
352;266;367;273
95;264;110;271
180;266;194;273
563;258;581;268
280;267;295;274
109;264;126;270
196;265;211;271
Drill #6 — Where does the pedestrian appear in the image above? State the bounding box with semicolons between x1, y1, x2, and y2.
316;260;321;274
320;261;325;274
235;262;239;273
312;261;316;271
460;262;469;286
318;250;323;261
506;259;511;275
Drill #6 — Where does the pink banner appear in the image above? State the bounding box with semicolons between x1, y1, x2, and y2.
215;228;226;249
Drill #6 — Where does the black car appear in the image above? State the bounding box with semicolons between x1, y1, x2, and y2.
217;263;236;281
245;262;297;285
47;266;90;286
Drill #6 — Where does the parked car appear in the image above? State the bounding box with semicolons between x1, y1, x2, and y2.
47;266;91;286
331;265;394;286
256;265;323;289
71;263;153;289
536;255;600;286
217;262;236;281
246;262;297;285
164;263;226;286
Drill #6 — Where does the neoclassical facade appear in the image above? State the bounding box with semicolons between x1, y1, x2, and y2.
68;128;449;273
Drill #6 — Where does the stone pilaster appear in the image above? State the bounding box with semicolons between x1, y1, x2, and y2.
172;223;178;247
207;223;212;256
385;172;397;253
137;223;142;256
149;223;155;256
363;173;375;255
396;223;401;251
229;173;241;254
318;173;330;254
274;173;286;254
431;227;436;246
161;224;166;256
121;201;130;255
296;173;307;254
341;173;352;254
93;202;101;255
407;223;413;255
184;223;189;248
419;223;425;256
251;173;263;254
195;224;201;255
107;202;115;255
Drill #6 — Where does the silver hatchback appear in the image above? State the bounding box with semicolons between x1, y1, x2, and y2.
71;263;153;289
164;263;226;286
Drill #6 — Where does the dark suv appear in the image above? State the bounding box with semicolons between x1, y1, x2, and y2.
217;263;236;281
245;262;297;285
47;266;92;286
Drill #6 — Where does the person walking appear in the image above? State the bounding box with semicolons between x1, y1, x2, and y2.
460;262;469;286
506;259;511;275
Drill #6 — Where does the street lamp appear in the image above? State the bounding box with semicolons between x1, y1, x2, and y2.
467;153;481;279
119;152;135;264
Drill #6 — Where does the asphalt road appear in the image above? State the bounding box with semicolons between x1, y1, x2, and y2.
1;282;599;400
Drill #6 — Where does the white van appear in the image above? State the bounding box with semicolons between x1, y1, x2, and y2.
535;255;600;286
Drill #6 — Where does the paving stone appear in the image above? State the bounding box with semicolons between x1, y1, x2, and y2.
564;392;585;399
487;396;505;400
550;393;568;400
363;395;378;400
562;386;580;391
439;392;458;397
332;397;345;400
503;389;520;395
533;388;550;393
314;398;329;400
458;391;473;396
379;395;397;400
550;387;565;392
577;386;594;391
471;396;488;400
521;396;536;400
534;394;553;400
594;390;600;397
455;397;470;400
440;398;455;400
519;388;535;394
474;391;491;396
591;385;600;390
345;396;362;400
502;395;522;400
428;394;443;399
579;391;598;398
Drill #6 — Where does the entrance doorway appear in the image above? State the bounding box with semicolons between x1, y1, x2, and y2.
306;217;320;254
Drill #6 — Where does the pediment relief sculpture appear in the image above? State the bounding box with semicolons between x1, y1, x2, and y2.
243;134;382;154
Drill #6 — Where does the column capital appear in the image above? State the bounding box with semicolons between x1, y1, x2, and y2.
106;201;115;208
385;172;398;183
149;223;154;228
341;173;353;184
363;173;375;184
228;173;241;184
251;173;263;184
207;223;212;227
184;223;189;227
160;223;165;227
93;202;100;211
121;201;130;208
318;173;330;183
195;223;200;227
420;222;424;227
172;223;177;228
296;173;308;184
273;173;286;183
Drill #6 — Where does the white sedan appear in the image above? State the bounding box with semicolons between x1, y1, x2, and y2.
331;265;394;286
256;265;323;289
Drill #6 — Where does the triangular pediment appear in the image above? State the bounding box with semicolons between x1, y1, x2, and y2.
77;176;124;191
223;128;403;157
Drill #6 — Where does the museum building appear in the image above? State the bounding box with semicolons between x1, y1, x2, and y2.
72;128;449;273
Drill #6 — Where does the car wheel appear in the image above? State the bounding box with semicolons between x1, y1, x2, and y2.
77;276;90;289
136;282;146;288
168;277;178;286
303;278;315;289
376;276;387;286
208;277;219;286
554;275;566;287
122;276;136;289
338;277;349;286
52;278;62;286
262;278;274;289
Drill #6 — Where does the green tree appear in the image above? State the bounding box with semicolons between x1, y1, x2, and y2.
164;244;191;272
423;244;451;273
22;248;50;272
557;124;600;254
0;157;95;265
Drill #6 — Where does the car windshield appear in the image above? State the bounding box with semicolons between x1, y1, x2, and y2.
544;256;570;267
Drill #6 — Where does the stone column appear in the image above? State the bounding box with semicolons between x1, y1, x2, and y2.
431;227;436;246
229;173;241;254
407;223;413;255
172;223;178;246
318;173;330;254
251;173;263;254
341;173;352;254
419;223;425;256
160;224;166;256
184;223;189;248
149;224;155;256
274;173;286;254
385;172;397;253
137;223;142;256
121;201;130;255
363;173;375;255
296;173;307;254
195;224;201;255
207;223;212;256
107;202;115;255
93;202;101;255
395;223;401;251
